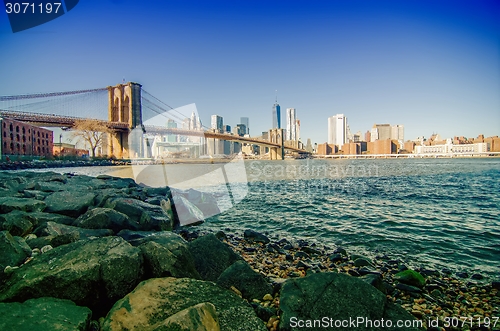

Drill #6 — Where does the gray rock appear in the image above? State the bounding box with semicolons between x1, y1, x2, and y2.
172;195;205;226
155;302;220;331
44;191;95;217
139;233;200;279
0;236;143;316
104;197;174;231
34;221;113;239
0;211;35;237
217;260;273;301
279;272;423;331
28;211;75;225
360;274;386;294
243;229;270;244
73;208;138;233
0;297;91;331
353;257;373;267
35;182;65;192
0;231;31;271
101;277;266;331
395;283;422;293
188;234;242;281
0;197;46;213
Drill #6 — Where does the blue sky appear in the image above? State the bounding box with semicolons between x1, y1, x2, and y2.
1;0;499;144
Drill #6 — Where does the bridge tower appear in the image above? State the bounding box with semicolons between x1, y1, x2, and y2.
269;128;285;160
106;82;143;158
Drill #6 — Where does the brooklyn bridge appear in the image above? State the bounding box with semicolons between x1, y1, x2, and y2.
0;82;309;160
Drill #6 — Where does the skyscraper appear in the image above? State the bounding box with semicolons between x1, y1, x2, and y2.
240;117;249;135
391;124;404;141
286;108;297;141
272;99;281;129
211;115;223;133
327;114;347;147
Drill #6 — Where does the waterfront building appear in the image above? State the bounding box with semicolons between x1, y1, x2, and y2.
391;125;404;141
211;115;223;133
317;143;337;155
327;114;347;148
415;139;488;155
224;125;231;134
0;117;53;160
240;117;249;134
286;108;297;141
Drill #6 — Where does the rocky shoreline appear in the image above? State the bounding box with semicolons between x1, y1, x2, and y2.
0;171;498;331
0;159;129;171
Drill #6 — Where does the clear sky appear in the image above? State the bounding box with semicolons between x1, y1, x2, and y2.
1;0;499;145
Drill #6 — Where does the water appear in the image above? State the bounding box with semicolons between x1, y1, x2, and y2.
34;158;500;279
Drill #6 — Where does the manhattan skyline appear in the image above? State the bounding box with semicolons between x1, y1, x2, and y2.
0;1;499;145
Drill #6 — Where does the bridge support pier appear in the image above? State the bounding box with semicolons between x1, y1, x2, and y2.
107;82;143;159
269;128;285;160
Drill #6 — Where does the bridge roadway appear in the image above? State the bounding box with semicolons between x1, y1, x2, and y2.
144;126;308;154
0;110;309;154
0;110;130;131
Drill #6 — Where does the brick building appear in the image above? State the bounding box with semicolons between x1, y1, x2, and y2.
366;139;398;154
317;143;337;155
0;117;53;159
53;143;89;158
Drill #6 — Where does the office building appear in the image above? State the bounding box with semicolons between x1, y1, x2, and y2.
272;101;281;129
391;124;404;141
240;117;249;135
211;115;223;133
327;114;347;148
286;108;297;141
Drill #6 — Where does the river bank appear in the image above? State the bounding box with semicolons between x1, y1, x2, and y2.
0;170;498;330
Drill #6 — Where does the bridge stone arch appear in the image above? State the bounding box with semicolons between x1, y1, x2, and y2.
106;82;143;158
269;128;284;160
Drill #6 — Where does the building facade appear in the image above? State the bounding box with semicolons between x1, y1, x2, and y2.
210;115;223;133
327;114;347;147
286;108;297;141
0;117;53;159
272;102;281;129
240;117;249;135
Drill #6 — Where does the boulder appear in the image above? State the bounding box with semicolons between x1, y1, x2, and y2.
0;236;143;316
188;234;242;281
73;208;138;233
104;197;174;231
0;197;46;214
27;211;75;225
394;270;426;288
34;221;113;239
44;191;95;217
279;272;423;331
244;229;270;244
172;188;221;219
172;195;205;226
148;302;220;331
0;231;31;271
217;260;273;301
0;297;92;331
0;211;35;237
101;277;266;331
137;232;200;279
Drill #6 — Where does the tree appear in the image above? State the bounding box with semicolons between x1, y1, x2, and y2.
71;119;112;158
